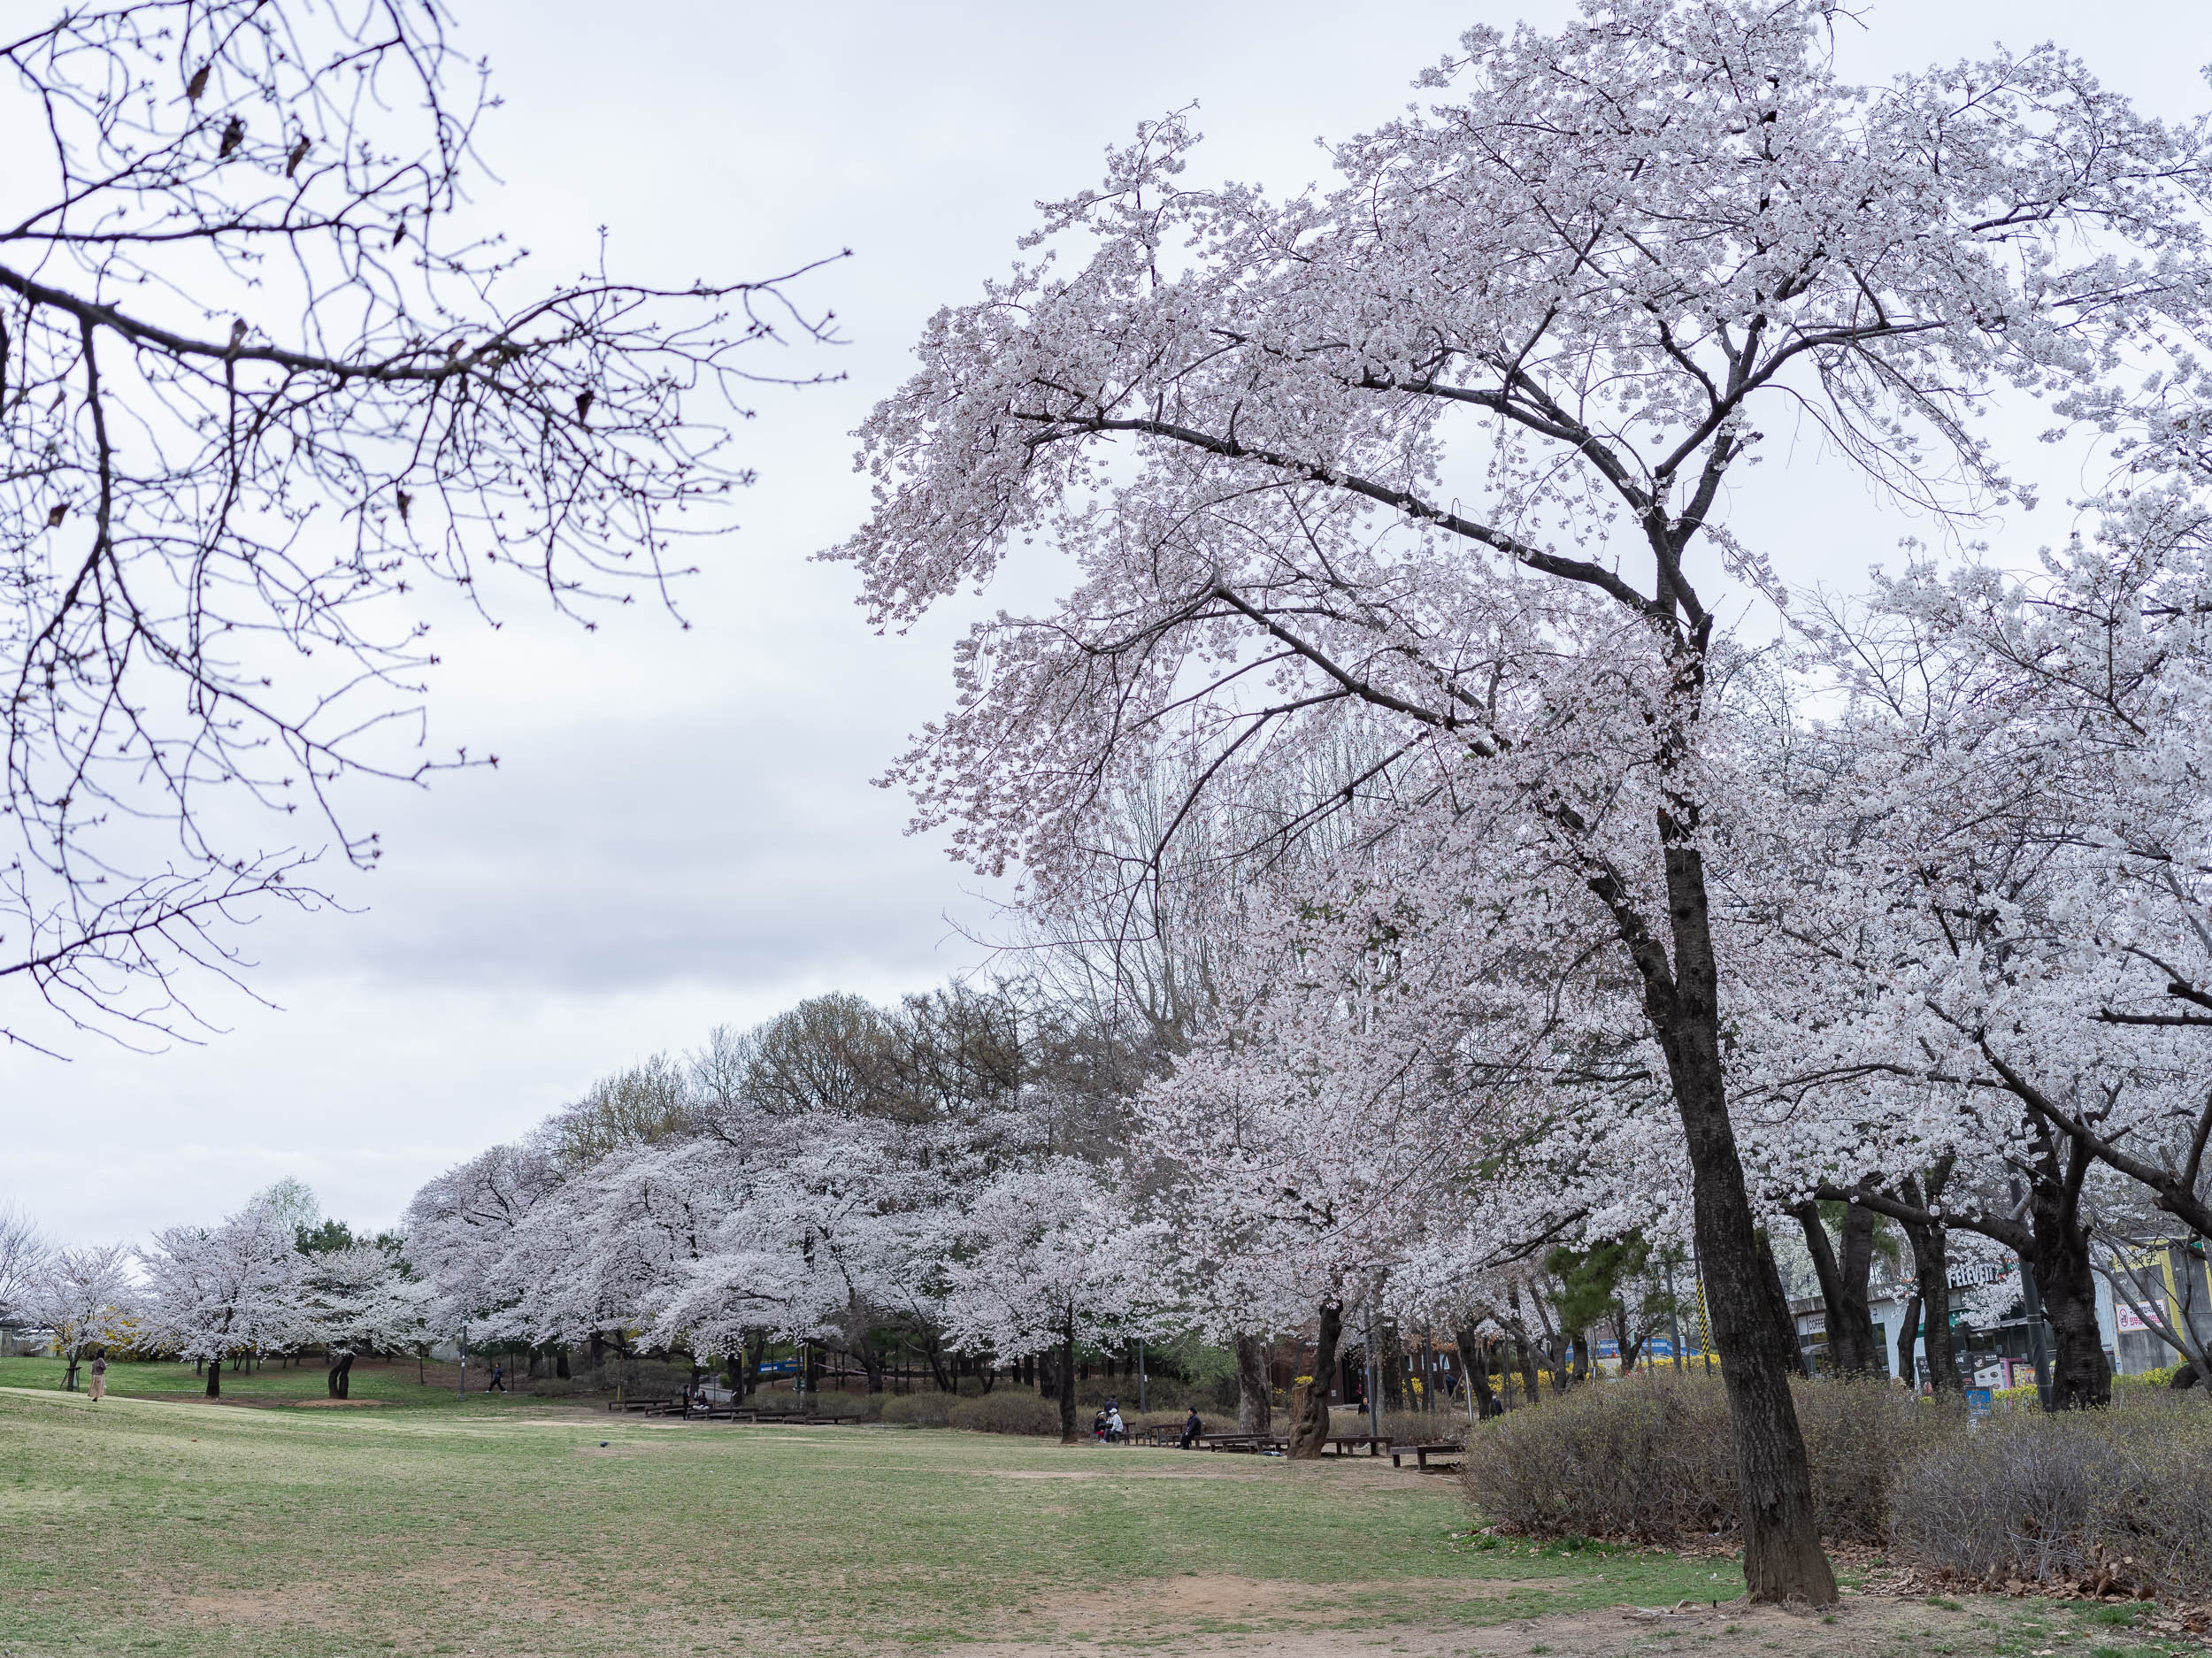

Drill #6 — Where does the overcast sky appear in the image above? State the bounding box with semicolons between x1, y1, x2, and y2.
6;0;2208;1246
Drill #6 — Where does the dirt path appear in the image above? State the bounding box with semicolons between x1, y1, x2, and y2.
953;1583;2126;1658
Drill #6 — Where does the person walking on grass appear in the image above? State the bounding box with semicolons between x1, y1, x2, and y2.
488;1362;506;1394
88;1354;107;1403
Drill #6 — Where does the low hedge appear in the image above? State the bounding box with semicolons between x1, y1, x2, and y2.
949;1392;1064;1436
1463;1372;1955;1547
1889;1394;2212;1601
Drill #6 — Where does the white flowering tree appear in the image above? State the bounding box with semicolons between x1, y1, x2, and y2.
938;1160;1169;1443
24;1243;136;1391
289;1244;434;1398
831;0;2212;1599
140;1203;302;1396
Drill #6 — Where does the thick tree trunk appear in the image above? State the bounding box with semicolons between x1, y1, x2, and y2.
741;1330;764;1401
1790;1201;1880;1375
1756;1231;1808;1378
1517;1337;1540;1404
63;1355;80;1392
856;1339;886;1395
1286;1301;1342;1460
1235;1333;1272;1434
1896;1294;1920;1385
326;1352;354;1399
555;1345;571;1380
205;1357;221;1399
1056;1315;1079;1445
2027;1165;2111;1410
1642;846;1836;1605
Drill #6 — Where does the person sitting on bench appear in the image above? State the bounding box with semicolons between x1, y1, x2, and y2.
1178;1407;1203;1449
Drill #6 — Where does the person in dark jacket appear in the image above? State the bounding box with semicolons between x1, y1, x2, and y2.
1178;1407;1202;1449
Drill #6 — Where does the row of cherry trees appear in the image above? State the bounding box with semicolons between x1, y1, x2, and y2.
0;1191;432;1398
399;987;1179;1442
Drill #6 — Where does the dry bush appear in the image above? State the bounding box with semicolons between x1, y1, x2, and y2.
949;1392;1064;1436
880;1393;957;1428
1888;1393;2212;1601
1379;1407;1469;1445
1463;1372;1955;1546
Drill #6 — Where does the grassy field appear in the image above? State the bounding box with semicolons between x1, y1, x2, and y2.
0;1353;548;1411
0;1362;2197;1658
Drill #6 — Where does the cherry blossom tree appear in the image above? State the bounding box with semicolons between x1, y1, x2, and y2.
24;1241;135;1391
835;0;2212;1595
0;1203;46;1332
289;1242;432;1398
938;1159;1168;1442
140;1201;301;1396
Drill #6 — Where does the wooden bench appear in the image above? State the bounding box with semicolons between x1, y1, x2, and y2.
606;1396;677;1413
1390;1441;1466;1471
1323;1433;1391;1457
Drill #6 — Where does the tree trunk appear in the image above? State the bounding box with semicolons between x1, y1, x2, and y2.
1056;1315;1079;1445
1896;1294;1920;1386
1235;1333;1272;1434
1286;1301;1343;1460
1790;1201;1880;1376
205;1357;221;1399
326;1352;354;1399
856;1339;886;1395
1380;1326;1404;1410
1517;1336;1540;1404
1457;1329;1498;1418
741;1330;764;1401
2027;1156;2111;1410
556;1345;572;1379
1644;845;1836;1605
1755;1230;1808;1378
63;1355;80;1392
1896;1169;1959;1393
1834;1201;1880;1374
923;1337;956;1393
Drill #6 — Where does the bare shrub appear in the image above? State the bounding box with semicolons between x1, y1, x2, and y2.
948;1393;1063;1436
880;1393;957;1428
1463;1373;1955;1546
1888;1394;2212;1601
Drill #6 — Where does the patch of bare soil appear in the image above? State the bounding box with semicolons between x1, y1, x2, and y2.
954;1582;2099;1658
285;1398;386;1408
170;1555;583;1629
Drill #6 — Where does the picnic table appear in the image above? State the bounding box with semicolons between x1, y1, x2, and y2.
1389;1440;1467;1472
1196;1432;1287;1454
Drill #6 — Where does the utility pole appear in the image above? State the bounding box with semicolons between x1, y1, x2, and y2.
1364;1288;1383;1446
1136;1338;1146;1414
1663;1254;1686;1373
458;1321;468;1401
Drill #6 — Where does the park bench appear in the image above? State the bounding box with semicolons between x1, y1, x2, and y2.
606;1395;677;1413
1322;1433;1391;1457
1389;1441;1466;1472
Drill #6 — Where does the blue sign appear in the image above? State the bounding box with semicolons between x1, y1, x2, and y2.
1965;1386;1993;1417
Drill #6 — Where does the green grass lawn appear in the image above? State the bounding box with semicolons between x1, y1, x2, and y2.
10;1367;2188;1658
0;1353;546;1412
0;1368;1740;1657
